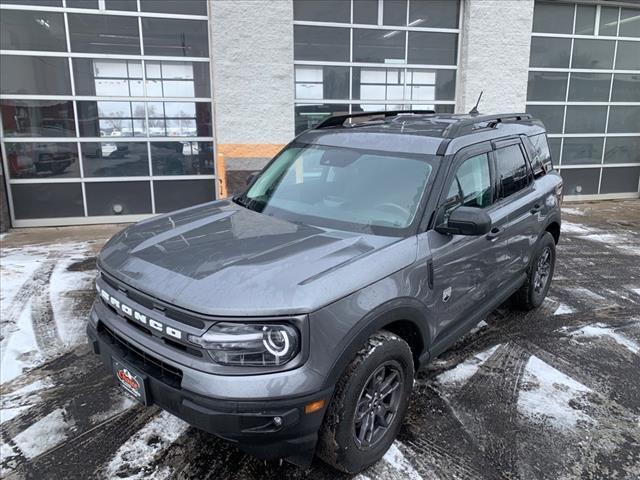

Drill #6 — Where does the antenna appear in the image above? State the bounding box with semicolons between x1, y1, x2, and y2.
468;91;483;116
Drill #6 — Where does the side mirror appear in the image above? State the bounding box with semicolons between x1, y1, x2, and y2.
435;206;492;236
246;171;259;186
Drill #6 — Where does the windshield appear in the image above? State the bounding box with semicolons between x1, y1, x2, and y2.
235;143;437;235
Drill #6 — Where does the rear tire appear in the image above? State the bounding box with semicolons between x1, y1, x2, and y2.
511;231;556;310
317;330;414;474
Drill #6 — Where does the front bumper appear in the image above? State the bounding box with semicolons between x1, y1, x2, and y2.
87;312;332;464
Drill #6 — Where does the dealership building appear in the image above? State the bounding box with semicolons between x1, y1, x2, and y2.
0;0;638;229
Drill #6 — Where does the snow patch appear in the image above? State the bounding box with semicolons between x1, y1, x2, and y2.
382;441;423;480
570;323;639;355
105;410;188;480
561;222;592;234
570;287;606;302
562;208;585;216
437;344;501;386
0;405;31;424
518;356;593;430
554;303;576;315
12;408;72;459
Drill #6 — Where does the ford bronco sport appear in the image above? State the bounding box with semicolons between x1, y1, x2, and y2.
88;111;562;473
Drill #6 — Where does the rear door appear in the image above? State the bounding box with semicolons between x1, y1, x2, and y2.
491;138;540;282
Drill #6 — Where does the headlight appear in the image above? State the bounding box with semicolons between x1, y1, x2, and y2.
188;322;300;367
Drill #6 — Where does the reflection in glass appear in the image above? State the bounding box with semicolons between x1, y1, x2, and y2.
353;29;406;63
293;0;350;23
575;5;596;35
568;73;612;102
599;6;619;36
73;59;144;96
142;18;209;57
409;0;459;28
154;179;215;213
1;56;71;96
608;106;640;133
144;61;210;97
81;142;149;177
0;100;75;137
11;183;84;220
616;42;640;70
6;143;80;179
0;10;66;51
572;40;615;69
77;101;146;137
601;167;640;194
612;74;640;102
562;138;603;165
559;169;600;195
620;8;640;37
146;102;211;137
68;14;140;54
295;66;349;100
408;32;457;65
85;181;152;216
295;104;348;134
151;142;214;175
294;26;350;62
564;106;607;133
352;68;405;101
527;72;567;101
532;2;574;34
604;138;640;164
529;37;571;68
526;105;565;134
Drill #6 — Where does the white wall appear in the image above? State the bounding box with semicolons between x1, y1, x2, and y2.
457;0;535;114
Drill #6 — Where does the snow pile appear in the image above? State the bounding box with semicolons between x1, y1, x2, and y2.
569;323;639;355
105;411;189;480
517;356;593;430
437;344;501;386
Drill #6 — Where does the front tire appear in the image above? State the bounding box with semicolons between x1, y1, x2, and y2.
511;231;556;310
317;330;414;473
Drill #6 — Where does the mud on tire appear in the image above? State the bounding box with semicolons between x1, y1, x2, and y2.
316;330;414;473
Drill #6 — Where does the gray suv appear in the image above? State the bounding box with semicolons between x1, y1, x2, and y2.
87;111;563;473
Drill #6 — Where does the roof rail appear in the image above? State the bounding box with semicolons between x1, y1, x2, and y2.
443;113;532;138
314;109;436;129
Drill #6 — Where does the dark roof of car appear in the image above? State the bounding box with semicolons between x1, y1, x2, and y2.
296;112;547;156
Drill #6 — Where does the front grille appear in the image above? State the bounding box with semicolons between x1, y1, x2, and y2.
98;321;183;388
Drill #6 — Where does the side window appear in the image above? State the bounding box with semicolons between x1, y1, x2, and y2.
495;144;531;199
527;133;553;177
445;153;492;211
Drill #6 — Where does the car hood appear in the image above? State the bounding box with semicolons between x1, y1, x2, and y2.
98;200;417;316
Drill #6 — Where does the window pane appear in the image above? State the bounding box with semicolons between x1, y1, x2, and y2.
295;104;348;134
68;14;140;54
620;8;640;37
293;0;350;23
560;168;599;195
1;56;70;96
527;133;553;174
295;66;349;100
352;67;404;101
600;167;640;194
142;18;209;57
154;179;215;213
409;0;459;28
599;6;619;36
1;100;75;137
145;102;211;137
85;181;152;215
140;0;206;15
526;105;564;134
575;4;596;35
616;41;640;70
77;101;146;137
5;142;80;179
549;138;561;165
572;40;615;69
533;2;574;33
529;37;571;68
565;106;607;133
612;74;640;102
406;69;455;101
408;32;457;65
608;106;640;133
495;144;531;198
446;153;492;209
0;10;66;51
74;58;149;96
604;137;640;164
0;0;61;5
527;72;567;101
67;0;98;7
105;0;137;11
353;0;377;24
354;29;406;64
294;26;350;62
151;141;214;175
383;0;407;26
81;142;149;177
562;138;603;165
568;73;612;102
11;183;84;219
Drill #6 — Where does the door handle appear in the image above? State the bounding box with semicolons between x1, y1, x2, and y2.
486;226;503;240
530;203;542;214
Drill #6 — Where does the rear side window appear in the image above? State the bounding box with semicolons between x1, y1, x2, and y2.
445;153;493;211
528;133;553;177
495;144;531;199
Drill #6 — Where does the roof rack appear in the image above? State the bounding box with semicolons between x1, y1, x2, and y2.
314;110;436;129
443;113;532;138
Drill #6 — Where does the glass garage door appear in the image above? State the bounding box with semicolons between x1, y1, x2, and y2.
0;1;216;227
527;1;640;200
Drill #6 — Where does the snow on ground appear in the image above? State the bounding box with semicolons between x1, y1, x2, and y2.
561;222;640;256
568;323;639;355
436;344;501;386
517;356;593;430
105;411;189;480
554;303;576;315
11;407;73;459
561;207;585;216
380;441;423;480
1;299;45;384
